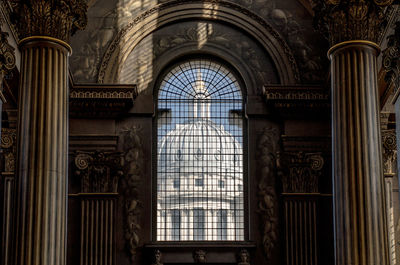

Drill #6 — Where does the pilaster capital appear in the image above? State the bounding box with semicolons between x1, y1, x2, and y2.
313;0;395;46
9;0;87;43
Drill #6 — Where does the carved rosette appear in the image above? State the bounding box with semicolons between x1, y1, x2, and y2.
1;128;16;172
382;21;400;91
9;0;87;42
119;126;144;262
382;130;397;175
313;0;395;46
277;152;324;193
73;151;123;193
257;126;280;259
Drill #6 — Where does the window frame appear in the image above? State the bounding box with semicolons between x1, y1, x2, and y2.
152;56;249;243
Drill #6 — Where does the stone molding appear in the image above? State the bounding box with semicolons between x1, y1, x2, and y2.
9;0;87;43
98;0;299;85
277;151;324;193
313;0;395;46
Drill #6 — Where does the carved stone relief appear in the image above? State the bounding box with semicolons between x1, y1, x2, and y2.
237;249;251;265
73;150;123;193
257;126;280;259
382;21;400;96
0;30;15;90
1;128;16;173
277;151;324;193
382;130;397;175
119;125;144;262
119;21;279;94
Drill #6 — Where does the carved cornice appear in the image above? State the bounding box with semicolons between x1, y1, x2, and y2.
70;84;138;118
257;126;280;259
263;85;330;117
277;151;324;193
73;151;123;193
313;0;395;46
1;128;16;173
382;129;397;175
8;0;87;43
383;21;400;98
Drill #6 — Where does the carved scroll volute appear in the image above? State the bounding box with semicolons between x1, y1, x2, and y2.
0;31;15;87
313;0;395;46
277;152;324;193
1;128;16;172
73;151;123;193
119;125;144;262
9;0;87;42
382;130;397;175
257;126;280;259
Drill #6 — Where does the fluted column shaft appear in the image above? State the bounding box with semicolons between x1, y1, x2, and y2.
14;36;70;265
329;40;389;265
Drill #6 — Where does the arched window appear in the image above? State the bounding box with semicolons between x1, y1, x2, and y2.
156;59;245;241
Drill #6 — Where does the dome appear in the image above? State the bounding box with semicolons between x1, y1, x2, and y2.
157;118;243;176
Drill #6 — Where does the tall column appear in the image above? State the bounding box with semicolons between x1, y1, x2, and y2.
314;1;395;264
10;1;87;265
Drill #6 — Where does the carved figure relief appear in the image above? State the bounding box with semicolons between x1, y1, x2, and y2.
237;249;251;265
73;151;123;193
277;151;324;193
257;126;280;259
151;250;163;265
193;249;206;263
119;125;144;262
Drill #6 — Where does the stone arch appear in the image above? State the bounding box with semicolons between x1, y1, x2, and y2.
97;0;300;85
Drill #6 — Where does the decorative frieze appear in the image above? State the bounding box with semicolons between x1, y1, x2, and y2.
74;151;123;193
277;151;324;193
9;0;87;42
313;0;395;46
257;126;280;259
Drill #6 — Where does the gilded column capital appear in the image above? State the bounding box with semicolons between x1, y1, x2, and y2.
313;0;395;46
9;0;87;43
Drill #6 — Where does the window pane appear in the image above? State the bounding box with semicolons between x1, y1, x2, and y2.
157;59;244;241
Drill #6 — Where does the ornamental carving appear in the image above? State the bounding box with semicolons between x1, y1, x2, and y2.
9;0;87;42
97;0;299;83
119;125;144;262
382;130;397;175
257;126;280;259
151;250;163;265
237;249;251;265
382;21;400;92
277;151;324;193
193;250;206;263
1;128;16;172
73;151;123;193
0;31;15;84
313;0;395;45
